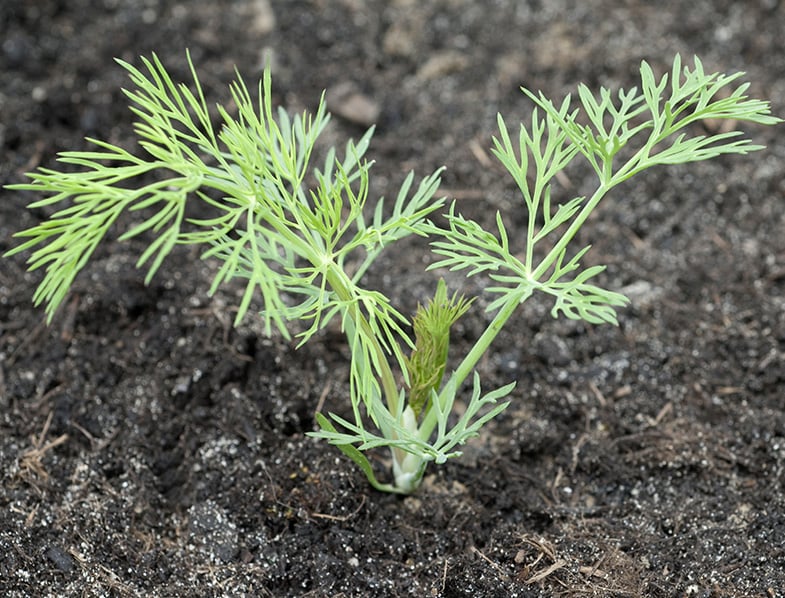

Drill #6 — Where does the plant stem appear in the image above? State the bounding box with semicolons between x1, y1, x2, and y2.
322;263;401;416
530;183;610;280
322;261;419;486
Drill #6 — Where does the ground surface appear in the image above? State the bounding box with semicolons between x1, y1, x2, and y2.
2;1;785;596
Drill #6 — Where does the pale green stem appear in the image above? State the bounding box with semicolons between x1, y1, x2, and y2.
323;264;400;416
530;183;610;280
322;262;414;481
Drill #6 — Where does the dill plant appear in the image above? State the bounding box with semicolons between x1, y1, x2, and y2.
6;54;779;493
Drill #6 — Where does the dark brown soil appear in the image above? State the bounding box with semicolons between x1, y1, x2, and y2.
2;1;784;596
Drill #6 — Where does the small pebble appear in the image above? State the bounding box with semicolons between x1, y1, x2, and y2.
325;82;380;127
45;546;74;573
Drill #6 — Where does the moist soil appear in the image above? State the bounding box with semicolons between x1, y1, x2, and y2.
1;1;784;596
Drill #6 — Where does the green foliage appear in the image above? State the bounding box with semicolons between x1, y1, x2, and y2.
5;54;779;494
404;279;473;419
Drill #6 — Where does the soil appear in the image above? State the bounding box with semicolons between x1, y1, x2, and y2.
2;1;784;596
